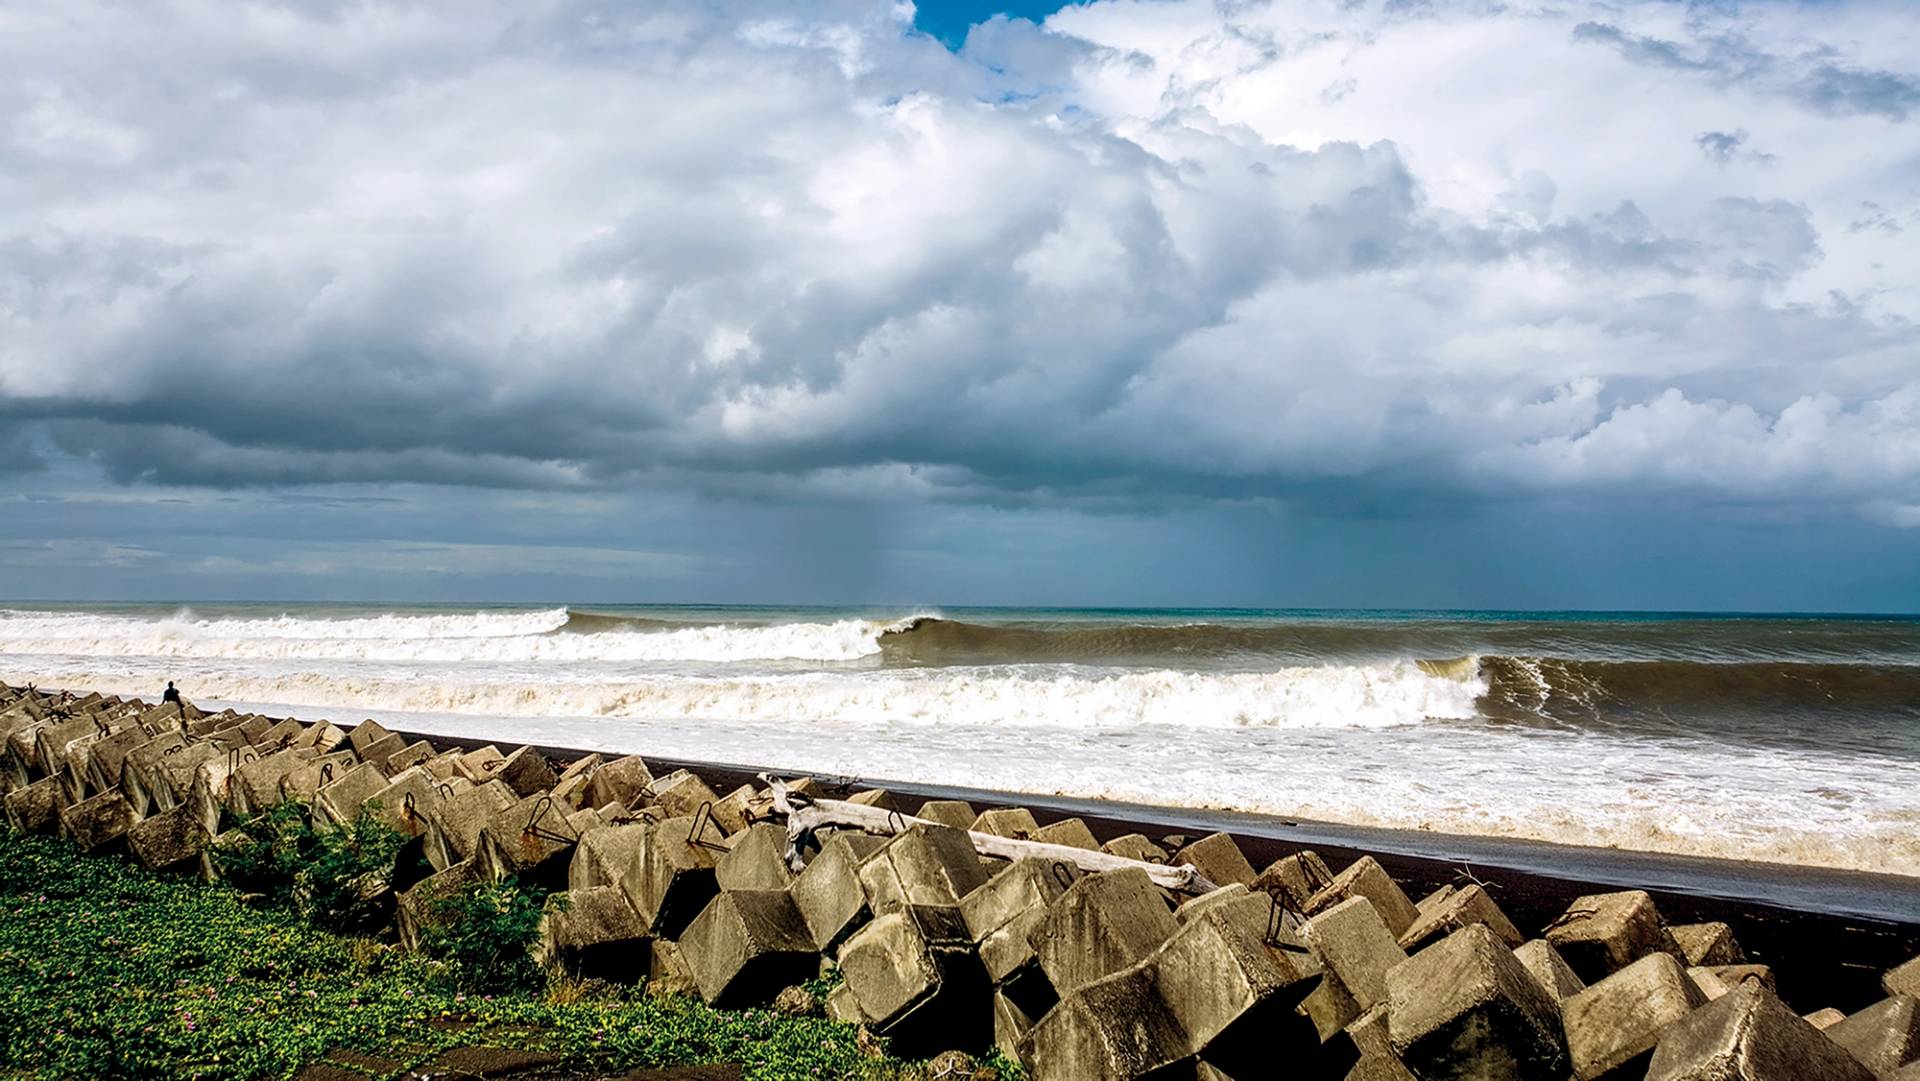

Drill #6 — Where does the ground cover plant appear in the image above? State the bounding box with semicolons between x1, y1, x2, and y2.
0;827;1021;1080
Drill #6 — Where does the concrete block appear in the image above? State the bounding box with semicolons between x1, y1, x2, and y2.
994;989;1036;1059
1563;952;1706;1081
1545;889;1684;985
897;790;955;820
1020;960;1189;1081
791;832;888;953
1688;964;1774;1001
858;822;991;916
300;721;348;754
1400;884;1524;953
59;788;137;852
279;750;359;806
964;858;1078;984
5;775;70;833
1824;994;1920;1077
828;981;865;1024
847;787;897;811
618;815;723;939
537;885;649;982
1645;982;1875;1081
127;804;210;871
1803;1007;1845;1030
348;731;404;773
1306;856;1419;940
1153;899;1326;1071
475;792;580;884
347;719;395;758
453;745;507;782
1386;924;1568;1081
1304;896;1409;1012
714;822;795;892
650;770;722;822
1672;922;1746;967
1889;956;1920;998
1032;817;1100;851
494;746;557;798
570;823;651;893
587;754;654;810
1513;938;1585;1005
380;739;437;775
253;718;304;752
86;723;159;794
840;905;991;1056
395;859;482;953
1101;833;1170;865
646;938;700;998
1034;867;1178;996
232;748;317;813
710;784;756;834
972;807;1041;839
363;767;442;839
314;762;389;827
1174;833;1257;887
148;742;222;815
1347;1053;1419;1081
424;780;517;871
679;889;817;1007
420;750;463;781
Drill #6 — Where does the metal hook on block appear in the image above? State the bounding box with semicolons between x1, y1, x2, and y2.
687;800;727;852
522;794;577;845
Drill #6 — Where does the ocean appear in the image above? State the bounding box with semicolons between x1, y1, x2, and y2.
4;603;1917;877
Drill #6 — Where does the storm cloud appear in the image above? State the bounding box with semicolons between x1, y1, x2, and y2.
2;0;1919;604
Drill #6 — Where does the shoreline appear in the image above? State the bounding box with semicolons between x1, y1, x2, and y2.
384;723;1920;1015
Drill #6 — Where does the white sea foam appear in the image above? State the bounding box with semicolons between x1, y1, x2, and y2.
0;608;915;663
6;605;1919;877
15;660;1483;730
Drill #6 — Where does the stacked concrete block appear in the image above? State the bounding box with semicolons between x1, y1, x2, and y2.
537;885;650;982
839;904;992;1056
120;731;193;814
305;761;382;825
1645;982;1875;1081
1031;818;1099;851
127;804;210;872
1173;832;1257;887
618;815;723;939
1889;956;1920;997
649;770;723;821
1545;889;1685;985
1033;868;1178;997
1688;964;1774;1001
1562;952;1706;1080
1823;994;1920;1076
396;859;484;953
494;746;558;798
586;754;654;810
791;832;889;953
1671;921;1746;967
58;788;138;852
714;823;796;892
474;792;582;886
1386;924;1569;1080
1303;895;1409;1013
1514;939;1586;1005
5;775;69;833
1305;856;1420;939
453;745;508;782
972;807;1040;839
857;823;991;917
570;823;652;893
679;888;817;1007
1100;833;1170;865
1399;883;1525;953
424;780;517;872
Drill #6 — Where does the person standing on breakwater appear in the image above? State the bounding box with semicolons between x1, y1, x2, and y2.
162;681;181;706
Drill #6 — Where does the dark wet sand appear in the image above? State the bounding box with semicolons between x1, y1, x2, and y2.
392;727;1920;1014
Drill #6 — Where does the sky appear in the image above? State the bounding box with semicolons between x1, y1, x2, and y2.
2;0;1918;611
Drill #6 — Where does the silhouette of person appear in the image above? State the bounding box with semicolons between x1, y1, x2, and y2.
162;681;181;705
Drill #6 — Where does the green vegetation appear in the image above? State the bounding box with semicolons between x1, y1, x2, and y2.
421;879;556;994
0;827;1020;1080
213;800;406;934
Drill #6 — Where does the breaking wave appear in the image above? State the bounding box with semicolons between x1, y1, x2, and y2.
23;659;1484;731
